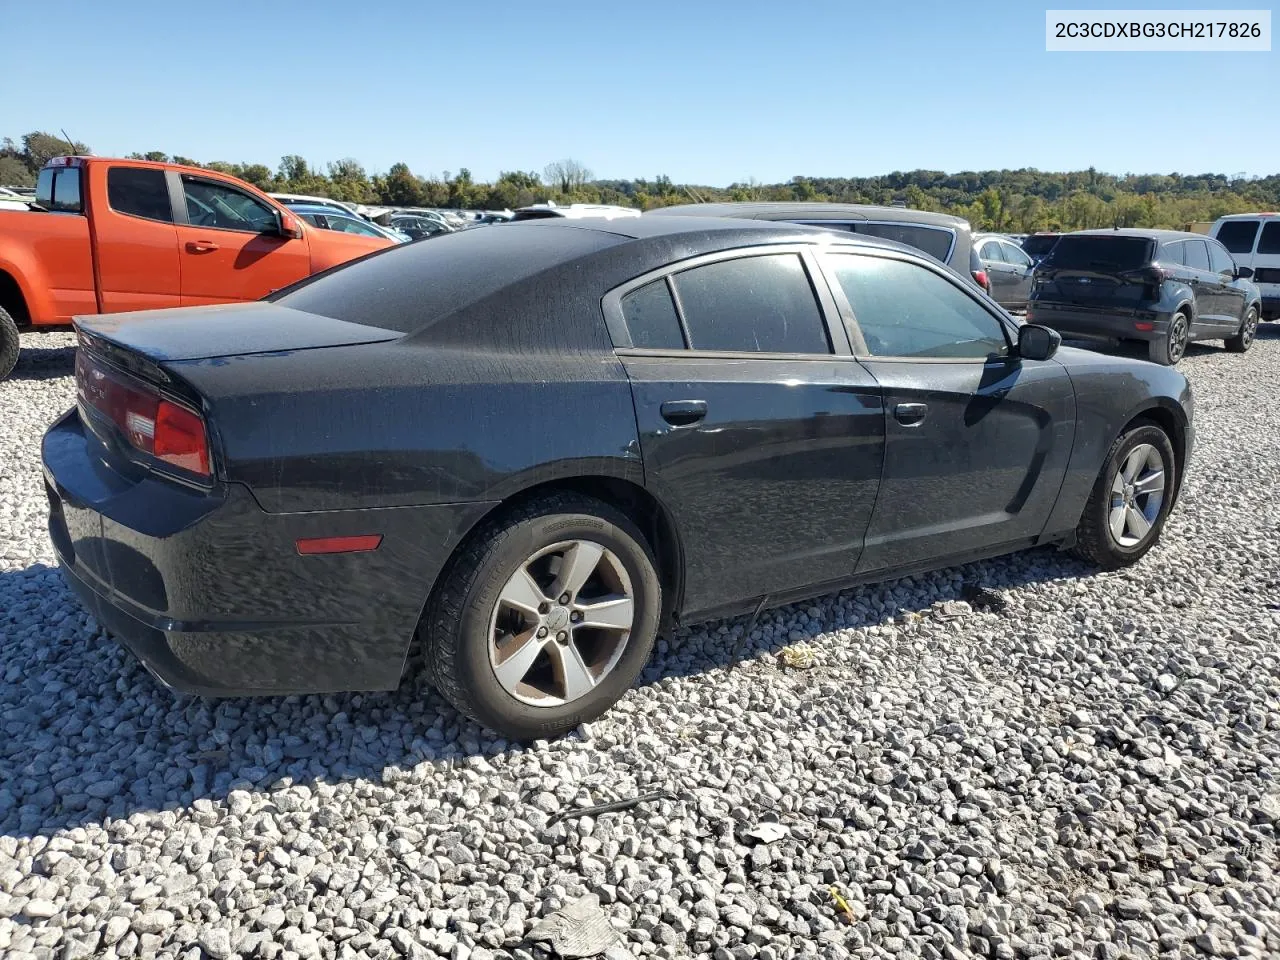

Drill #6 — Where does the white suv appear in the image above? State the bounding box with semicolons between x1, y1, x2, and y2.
1211;213;1280;320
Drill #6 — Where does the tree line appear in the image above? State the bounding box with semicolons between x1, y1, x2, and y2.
4;130;1278;232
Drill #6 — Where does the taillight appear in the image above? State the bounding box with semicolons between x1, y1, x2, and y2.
76;350;211;478
973;269;990;292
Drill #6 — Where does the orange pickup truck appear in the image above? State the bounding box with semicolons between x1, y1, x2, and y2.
0;156;393;379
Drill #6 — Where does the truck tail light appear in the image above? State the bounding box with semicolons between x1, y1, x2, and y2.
76;350;211;478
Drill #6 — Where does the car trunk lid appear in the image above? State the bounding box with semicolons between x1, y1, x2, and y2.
1033;235;1156;306
74;302;403;362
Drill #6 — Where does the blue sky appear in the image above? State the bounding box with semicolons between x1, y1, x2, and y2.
5;0;1276;183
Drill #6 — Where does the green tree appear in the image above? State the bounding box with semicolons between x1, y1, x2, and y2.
21;131;91;172
378;162;423;206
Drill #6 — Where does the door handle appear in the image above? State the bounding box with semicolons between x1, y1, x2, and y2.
894;402;928;426
186;240;220;253
660;399;708;427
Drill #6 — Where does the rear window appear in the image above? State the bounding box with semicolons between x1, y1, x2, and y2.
1044;235;1152;271
37;167;82;213
1216;220;1260;254
272;222;621;334
1022;235;1058;257
1260;222;1280;255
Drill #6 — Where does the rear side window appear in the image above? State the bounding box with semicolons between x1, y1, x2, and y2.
979;241;1006;262
1216;220;1259;254
1260;222;1280;255
621;280;684;350
108;168;173;223
671;254;830;354
851;223;953;262
1160;242;1185;266
1045;236;1152;271
1184;240;1210;271
37;168;83;213
1208;241;1235;276
828;254;1008;360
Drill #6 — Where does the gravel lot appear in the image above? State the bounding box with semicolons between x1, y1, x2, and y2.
2;328;1279;960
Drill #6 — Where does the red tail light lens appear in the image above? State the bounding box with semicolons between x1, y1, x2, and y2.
76;351;211;478
973;269;990;291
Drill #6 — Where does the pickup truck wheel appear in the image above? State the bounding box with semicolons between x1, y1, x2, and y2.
0;307;19;381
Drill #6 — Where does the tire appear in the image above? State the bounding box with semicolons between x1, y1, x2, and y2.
1148;311;1189;366
420;493;662;741
1071;422;1177;570
0;306;18;382
1225;304;1259;353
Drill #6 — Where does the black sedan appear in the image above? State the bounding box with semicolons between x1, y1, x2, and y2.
42;218;1195;740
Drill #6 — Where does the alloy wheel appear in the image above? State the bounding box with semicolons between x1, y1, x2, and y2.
1242;308;1258;348
487;539;635;706
1108;443;1166;547
1168;315;1188;363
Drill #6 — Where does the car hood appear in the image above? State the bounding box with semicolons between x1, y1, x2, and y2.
75;303;402;362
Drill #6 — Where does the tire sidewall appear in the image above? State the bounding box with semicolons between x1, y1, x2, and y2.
1240;307;1258;350
450;510;661;739
0;307;19;381
1093;424;1177;563
1166;313;1188;364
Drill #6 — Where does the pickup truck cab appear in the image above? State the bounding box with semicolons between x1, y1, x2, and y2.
0;156;393;379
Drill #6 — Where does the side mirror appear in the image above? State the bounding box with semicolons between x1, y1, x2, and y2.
1018;323;1061;362
1236;265;1254;280
275;211;304;240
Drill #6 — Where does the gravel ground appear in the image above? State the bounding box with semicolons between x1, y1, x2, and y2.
2;327;1279;960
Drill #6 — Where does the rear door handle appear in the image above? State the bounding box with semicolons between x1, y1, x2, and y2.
660;399;708;426
894;402;928;426
186;240;220;253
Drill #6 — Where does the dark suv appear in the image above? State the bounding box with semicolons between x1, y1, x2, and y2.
1027;229;1262;365
647;202;990;294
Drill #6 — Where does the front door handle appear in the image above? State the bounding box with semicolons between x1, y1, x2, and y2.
660;399;708;427
186;240;220;253
894;402;929;426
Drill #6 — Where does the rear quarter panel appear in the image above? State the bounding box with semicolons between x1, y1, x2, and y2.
0;209;96;323
1041;347;1192;536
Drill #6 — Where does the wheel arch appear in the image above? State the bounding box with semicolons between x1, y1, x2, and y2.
1118;399;1188;506
0;267;31;326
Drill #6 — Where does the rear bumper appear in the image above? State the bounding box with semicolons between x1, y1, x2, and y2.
42;408;494;697
1028;303;1168;342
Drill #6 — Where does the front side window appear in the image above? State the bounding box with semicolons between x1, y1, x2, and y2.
828;254;1008;360
329;217;382;238
182;177;277;233
108;168;172;223
621;279;685;349
1208;241;1236;277
1216;220;1259;255
1001;242;1032;268
671;254;830;354
1183;239;1210;271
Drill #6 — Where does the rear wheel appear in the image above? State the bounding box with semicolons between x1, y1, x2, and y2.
1225;305;1259;353
0;307;18;381
420;493;661;741
1072;422;1177;570
1148;311;1189;365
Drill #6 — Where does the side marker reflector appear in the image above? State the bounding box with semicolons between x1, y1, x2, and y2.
296;535;383;555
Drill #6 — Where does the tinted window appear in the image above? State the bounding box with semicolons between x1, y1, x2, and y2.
42;168;82;213
108;168;172;223
672;254;830;354
182;177;276;232
851;223;953;262
829;254;1008;359
1208;241;1235;276
1160;242;1185;266
1022;235;1058;257
979;241;1006;262
1045;236;1152;271
621;279;684;349
1184;239;1210;271
1001;242;1032;267
1216;220;1260;254
35;168;54;207
1259;222;1280;255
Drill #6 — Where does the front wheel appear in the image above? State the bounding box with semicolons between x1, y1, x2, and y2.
1225;305;1259;353
1148;312;1189;366
0;306;19;381
1072;423;1177;570
420;493;661;741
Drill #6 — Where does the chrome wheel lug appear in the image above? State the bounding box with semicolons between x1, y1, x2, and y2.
556;631;568;642
537;626;548;638
559;593;571;605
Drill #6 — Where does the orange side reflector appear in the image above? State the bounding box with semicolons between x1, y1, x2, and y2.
296;535;383;555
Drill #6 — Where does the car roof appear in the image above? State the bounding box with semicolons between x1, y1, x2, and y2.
511;214;908;246
1214;212;1280;220
1069;228;1209;242
646;201;971;229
